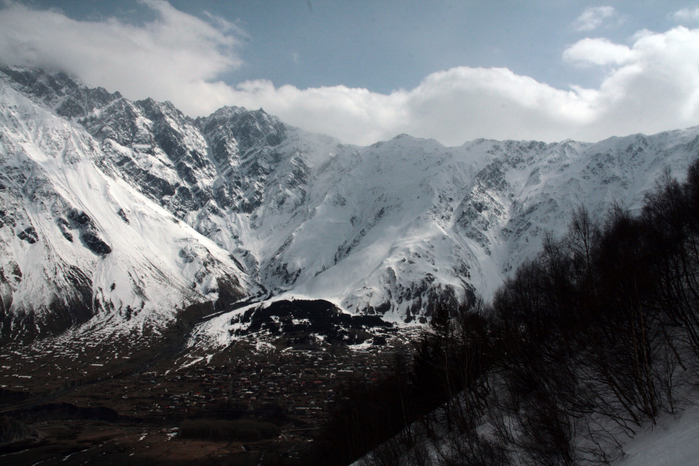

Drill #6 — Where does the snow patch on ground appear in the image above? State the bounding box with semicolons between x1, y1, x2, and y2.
615;404;699;466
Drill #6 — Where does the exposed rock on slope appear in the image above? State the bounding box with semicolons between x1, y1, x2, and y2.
1;66;697;343
0;68;251;341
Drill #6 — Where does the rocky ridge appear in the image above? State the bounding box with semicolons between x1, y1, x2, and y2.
1;66;698;345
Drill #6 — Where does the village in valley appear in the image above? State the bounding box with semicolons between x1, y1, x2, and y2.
0;326;418;465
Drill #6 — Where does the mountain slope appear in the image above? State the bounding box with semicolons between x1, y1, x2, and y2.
0;70;253;341
1;66;698;343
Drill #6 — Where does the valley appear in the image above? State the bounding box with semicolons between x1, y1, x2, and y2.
2;65;699;465
0;321;416;465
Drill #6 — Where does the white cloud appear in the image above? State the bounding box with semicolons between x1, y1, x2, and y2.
1;2;699;146
0;0;245;114
563;38;636;66
567;27;699;137
221;27;699;145
624;29;699;117
227;69;594;146
672;7;699;23
571;6;618;32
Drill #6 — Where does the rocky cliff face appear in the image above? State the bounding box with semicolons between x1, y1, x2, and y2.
0;68;252;341
1;66;697;343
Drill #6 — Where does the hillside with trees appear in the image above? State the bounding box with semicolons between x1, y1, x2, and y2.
310;158;699;466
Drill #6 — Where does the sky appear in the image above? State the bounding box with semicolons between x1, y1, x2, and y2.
1;0;699;146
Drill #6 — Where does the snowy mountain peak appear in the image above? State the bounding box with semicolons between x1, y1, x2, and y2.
0;66;697;345
0;65;121;120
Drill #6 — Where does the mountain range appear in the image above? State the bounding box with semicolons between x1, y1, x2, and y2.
1;66;698;346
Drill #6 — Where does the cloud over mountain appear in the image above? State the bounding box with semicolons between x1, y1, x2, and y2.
0;0;245;115
1;1;698;146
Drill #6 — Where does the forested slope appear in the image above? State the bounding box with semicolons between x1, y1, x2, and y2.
311;158;699;466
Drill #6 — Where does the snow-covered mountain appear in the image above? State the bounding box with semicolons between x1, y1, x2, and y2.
1;66;698;343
